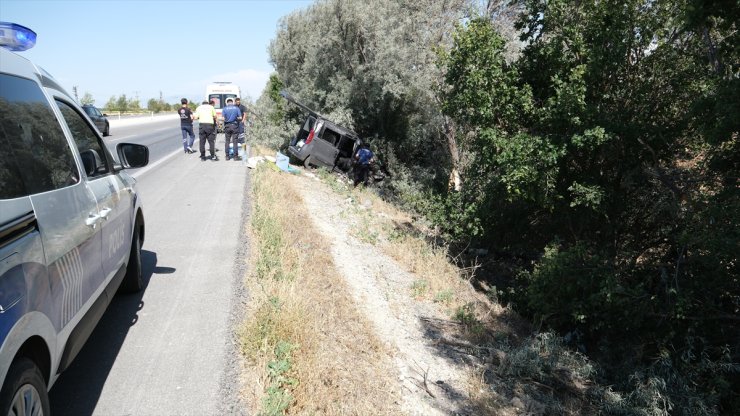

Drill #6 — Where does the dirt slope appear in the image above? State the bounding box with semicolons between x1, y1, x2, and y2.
290;172;485;415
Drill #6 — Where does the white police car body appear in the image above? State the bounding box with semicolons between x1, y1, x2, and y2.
0;22;149;415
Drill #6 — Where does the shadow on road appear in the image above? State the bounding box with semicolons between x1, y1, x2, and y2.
49;250;169;415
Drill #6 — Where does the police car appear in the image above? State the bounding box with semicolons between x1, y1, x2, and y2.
0;22;149;415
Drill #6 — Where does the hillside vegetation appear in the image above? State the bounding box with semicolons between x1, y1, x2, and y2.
248;1;739;414
245;161;614;414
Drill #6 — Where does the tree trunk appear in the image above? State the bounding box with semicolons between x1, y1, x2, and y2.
444;116;462;191
702;26;724;75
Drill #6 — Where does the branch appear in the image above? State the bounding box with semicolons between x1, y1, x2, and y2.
647;313;740;322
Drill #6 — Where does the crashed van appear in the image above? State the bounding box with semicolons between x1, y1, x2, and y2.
281;90;362;172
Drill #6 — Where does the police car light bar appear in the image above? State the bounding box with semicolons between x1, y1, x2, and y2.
0;22;37;51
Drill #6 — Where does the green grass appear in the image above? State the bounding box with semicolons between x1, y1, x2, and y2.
354;214;380;244
411;279;429;298
262;340;299;416
315;167;351;194
243;165;302;414
434;289;454;305
454;303;484;336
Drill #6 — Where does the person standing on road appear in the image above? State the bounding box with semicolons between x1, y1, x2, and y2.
178;98;196;154
353;142;374;187
235;97;248;144
194;100;217;161
221;98;242;161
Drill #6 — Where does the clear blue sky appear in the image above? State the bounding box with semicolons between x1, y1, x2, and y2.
0;0;312;105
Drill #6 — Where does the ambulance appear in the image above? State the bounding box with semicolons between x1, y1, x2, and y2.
205;82;241;132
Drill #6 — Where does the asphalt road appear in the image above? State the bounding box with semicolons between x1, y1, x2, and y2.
48;116;251;415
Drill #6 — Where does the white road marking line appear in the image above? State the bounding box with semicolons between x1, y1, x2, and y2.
131;148;182;179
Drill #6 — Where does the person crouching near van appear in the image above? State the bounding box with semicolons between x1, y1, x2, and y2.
353;143;374;187
222;98;243;161
194;100;217;161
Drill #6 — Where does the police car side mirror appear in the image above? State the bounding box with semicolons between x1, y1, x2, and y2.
116;143;149;168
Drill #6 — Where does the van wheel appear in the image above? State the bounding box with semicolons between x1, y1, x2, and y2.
303;156;313;169
120;224;143;293
0;358;50;416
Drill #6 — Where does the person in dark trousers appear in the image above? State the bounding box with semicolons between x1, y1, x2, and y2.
178;98;196;153
221;98;242;161
353;142;374;187
194;100;217;161
235;97;247;144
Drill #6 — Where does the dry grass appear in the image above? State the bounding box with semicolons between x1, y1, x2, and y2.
345;187;504;330
241;162;401;415
351;191;611;414
242;161;599;414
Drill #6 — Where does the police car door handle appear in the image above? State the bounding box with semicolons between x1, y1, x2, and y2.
99;208;112;220
85;213;101;228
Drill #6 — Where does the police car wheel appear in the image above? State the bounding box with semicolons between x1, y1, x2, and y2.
0;358;50;416
120;224;143;293
303;155;312;169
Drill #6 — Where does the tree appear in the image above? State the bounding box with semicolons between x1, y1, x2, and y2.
485;0;526;61
147;98;161;113
127;97;141;112
80;92;94;106
441;0;739;412
146;98;172;113
115;95;128;113
104;96;117;112
268;0;473;190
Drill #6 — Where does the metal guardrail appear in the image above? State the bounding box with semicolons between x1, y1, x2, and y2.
108;113;179;127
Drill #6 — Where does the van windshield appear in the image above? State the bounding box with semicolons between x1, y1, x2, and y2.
208;94;222;109
207;94;240;109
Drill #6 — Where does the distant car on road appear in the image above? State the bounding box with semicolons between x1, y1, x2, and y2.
82;104;110;136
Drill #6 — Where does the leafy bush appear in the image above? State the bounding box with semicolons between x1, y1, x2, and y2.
263;340;299;416
499;332;595;382
519;243;626;337
594;341;738;416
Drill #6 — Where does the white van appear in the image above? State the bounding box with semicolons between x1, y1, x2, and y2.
205;82;240;132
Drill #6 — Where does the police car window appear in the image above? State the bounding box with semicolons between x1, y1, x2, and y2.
0;127;25;199
0;73;79;199
55;100;110;178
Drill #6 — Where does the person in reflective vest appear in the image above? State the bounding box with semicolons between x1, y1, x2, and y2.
194;100;217;161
